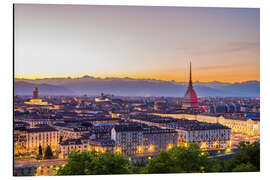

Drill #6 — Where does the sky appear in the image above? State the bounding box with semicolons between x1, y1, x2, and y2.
14;4;260;82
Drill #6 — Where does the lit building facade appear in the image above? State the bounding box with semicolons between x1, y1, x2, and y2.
25;127;60;153
111;125;143;156
88;139;115;153
15;119;54;128
24;88;49;106
95;93;111;102
156;113;260;137
142;127;178;154
130;114;231;150
52;124;90;140
59;139;89;159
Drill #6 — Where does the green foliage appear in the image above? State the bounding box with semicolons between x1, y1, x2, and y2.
55;141;260;175
36;145;43;160
232;162;257;172
38;145;42;156
44;145;53;159
56;150;94;175
59;136;63;143
56;151;131;175
233;141;260;170
145;143;213;173
215;141;260;172
85;151;130;175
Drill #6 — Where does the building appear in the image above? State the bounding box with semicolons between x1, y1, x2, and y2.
88;138;115;153
111;125;143;156
15;118;55;128
156;113;260;137
142;126;178;154
130;114;231;150
95;93;111;102
24;88;49;106
166;119;231;149
24;127;59;153
52;123;90;140
91;125;113;140
182;62;199;109
59;138;89;159
14;125;28;155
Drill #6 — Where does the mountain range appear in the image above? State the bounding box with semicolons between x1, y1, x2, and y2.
14;76;260;97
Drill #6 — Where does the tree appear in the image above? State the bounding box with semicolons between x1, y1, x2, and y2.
56;150;94;175
232;162;257;172
36;145;43;160
217;141;260;172
59;136;63;143
85;151;130;175
233;141;260;170
145;143;213;173
129;160;146;174
56;150;131;175
145;150;177;173
44;145;53;159
38;145;42;156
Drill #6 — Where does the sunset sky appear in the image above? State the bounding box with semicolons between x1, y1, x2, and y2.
14;4;260;82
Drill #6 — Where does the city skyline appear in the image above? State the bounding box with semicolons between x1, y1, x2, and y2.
15;4;260;83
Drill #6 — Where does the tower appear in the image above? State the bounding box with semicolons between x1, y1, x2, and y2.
33;87;38;99
182;62;199;109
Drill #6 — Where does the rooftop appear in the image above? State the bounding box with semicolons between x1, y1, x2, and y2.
25;127;58;133
113;125;143;132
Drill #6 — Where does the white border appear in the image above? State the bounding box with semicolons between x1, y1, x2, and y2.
1;0;269;180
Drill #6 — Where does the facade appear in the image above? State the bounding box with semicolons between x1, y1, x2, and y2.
59;139;89;159
156;113;260;137
52;124;90;140
130;114;231;150
24;88;49;106
142;127;178;154
15;119;55;128
111;125;143;156
182;63;199;109
88;139;115;153
25;127;59;153
171;120;231;149
59;124;179;159
14;128;27;154
95;93;111;102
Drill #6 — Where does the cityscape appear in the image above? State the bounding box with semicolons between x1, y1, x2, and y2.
14;4;260;176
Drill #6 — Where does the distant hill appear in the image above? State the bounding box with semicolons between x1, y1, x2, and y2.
14;81;74;96
14;77;260;97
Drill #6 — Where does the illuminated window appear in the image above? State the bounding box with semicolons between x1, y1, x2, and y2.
200;142;207;149
167;144;173;150
148;145;155;152
137;146;143;154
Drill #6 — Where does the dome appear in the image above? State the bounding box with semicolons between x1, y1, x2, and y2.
182;62;199;109
182;85;199;109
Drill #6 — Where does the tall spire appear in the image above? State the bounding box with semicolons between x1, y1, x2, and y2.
189;61;192;83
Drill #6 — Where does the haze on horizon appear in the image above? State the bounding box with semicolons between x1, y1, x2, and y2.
14;4;260;83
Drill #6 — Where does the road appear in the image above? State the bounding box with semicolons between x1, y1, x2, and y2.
14;159;67;168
